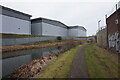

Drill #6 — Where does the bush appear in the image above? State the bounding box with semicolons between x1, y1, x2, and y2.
57;36;62;41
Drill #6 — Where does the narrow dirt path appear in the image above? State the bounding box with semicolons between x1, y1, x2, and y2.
70;44;89;78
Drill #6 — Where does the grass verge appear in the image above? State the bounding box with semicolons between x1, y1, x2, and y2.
85;44;119;78
1;33;47;38
39;45;81;78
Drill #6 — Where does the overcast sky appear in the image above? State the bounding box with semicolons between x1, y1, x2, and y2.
0;0;119;36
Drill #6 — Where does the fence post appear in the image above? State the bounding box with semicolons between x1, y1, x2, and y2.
116;4;119;32
105;14;109;49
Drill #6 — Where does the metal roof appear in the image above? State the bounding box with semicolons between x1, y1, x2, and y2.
1;5;32;17
31;17;87;31
0;5;32;21
68;26;87;31
31;17;68;29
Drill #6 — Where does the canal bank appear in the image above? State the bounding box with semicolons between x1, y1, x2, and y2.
39;45;82;78
2;40;83;78
2;46;63;78
1;40;67;53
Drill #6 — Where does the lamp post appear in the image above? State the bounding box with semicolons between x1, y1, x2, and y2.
98;20;101;31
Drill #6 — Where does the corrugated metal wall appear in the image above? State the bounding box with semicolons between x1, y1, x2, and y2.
31;22;42;35
1;14;31;34
42;22;67;36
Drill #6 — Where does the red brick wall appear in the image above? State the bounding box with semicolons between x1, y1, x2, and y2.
106;8;120;35
106;8;120;53
118;8;120;33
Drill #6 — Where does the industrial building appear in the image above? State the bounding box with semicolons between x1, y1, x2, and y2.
106;3;120;53
31;18;87;37
97;1;120;53
106;7;120;35
68;26;87;37
0;5;87;37
31;18;68;36
0;5;32;34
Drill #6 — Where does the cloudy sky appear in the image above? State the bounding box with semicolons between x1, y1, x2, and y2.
0;0;119;36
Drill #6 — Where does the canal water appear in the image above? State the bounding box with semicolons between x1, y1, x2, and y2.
1;46;64;77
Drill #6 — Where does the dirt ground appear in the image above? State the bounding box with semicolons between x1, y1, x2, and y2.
70;44;89;78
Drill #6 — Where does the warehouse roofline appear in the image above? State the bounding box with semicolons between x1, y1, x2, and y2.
0;5;32;21
68;26;87;31
31;17;68;29
1;5;32;17
31;17;87;31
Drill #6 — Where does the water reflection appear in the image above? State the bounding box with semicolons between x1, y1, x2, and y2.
2;46;63;77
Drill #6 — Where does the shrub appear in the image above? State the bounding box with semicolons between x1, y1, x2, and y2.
57;36;62;41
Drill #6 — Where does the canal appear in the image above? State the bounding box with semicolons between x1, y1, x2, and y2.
1;46;64;78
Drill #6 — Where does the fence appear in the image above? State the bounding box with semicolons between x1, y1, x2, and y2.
106;2;119;18
96;1;120;53
97;2;119;32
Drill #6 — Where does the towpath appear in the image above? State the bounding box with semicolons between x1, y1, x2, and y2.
70;44;89;78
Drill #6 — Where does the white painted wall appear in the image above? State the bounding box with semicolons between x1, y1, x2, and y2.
68;28;78;37
31;22;42;35
78;29;86;37
42;22;67;36
68;27;86;37
1;14;31;34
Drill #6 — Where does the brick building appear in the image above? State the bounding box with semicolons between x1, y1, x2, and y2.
106;8;120;35
106;5;120;53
